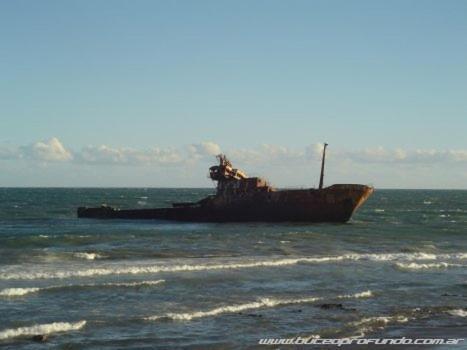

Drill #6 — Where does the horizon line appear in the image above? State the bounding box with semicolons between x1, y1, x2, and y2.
0;186;466;191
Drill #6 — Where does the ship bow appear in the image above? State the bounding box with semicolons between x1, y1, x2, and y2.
325;184;374;222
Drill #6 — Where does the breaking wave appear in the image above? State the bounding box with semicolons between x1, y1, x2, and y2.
0;320;86;340
446;309;467;317
73;252;105;260
303;307;459;339
145;290;373;321
395;262;464;270
1;251;465;280
0;287;41;297
348;315;410;338
0;280;165;297
98;280;165;287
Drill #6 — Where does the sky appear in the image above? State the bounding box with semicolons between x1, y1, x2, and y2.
1;0;466;188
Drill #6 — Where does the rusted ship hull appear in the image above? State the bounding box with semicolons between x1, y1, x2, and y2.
77;184;373;223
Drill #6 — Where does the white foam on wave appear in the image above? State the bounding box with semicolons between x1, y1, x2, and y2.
446;309;467;317
0;280;164;297
145;290;373;321
0;320;86;340
1;251;465;280
351;315;410;327
446;253;467;259
395;262;464;270
356;252;437;261
149;298;311;321
100;279;165;287
349;315;410;338
348;290;373;298
73;252;104;260
0;257;344;280
0;287;41;297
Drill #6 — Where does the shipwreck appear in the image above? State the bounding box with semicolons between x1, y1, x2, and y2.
77;143;373;222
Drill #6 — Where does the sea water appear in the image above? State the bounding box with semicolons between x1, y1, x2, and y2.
0;188;466;348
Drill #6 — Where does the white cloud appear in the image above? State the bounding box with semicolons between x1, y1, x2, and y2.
394;148;407;160
448;150;467;162
340;146;403;163
305;143;326;160
21;137;73;162
78;145;183;165
187;142;222;159
335;147;467;164
2;138;467;188
229;144;304;165
1;138;467;168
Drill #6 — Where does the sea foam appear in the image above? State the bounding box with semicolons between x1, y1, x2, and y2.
0;287;41;297
0;320;86;340
446;309;467;317
1;251;465;280
349;315;410;338
145;290;373;321
99;279;165;287
395;262;464;270
73;252;104;260
0;257;346;280
0;280;164;297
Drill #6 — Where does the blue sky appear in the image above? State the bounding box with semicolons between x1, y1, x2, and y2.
1;0;466;187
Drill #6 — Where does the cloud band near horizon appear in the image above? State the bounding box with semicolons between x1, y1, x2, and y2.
1;137;466;188
1;137;466;166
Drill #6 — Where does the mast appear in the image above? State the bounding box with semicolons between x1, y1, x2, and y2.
318;143;328;190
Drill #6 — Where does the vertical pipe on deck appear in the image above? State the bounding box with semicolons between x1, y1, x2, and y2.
319;143;328;190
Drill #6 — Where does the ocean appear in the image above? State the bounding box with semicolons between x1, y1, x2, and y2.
0;188;466;349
